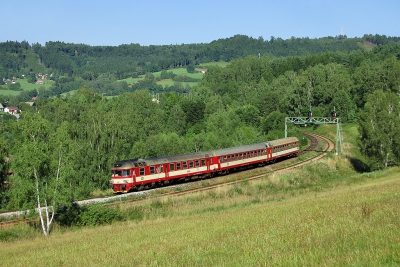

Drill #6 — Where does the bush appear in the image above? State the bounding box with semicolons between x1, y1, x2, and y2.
56;202;81;227
0;230;19;241
79;205;125;227
56;204;125;227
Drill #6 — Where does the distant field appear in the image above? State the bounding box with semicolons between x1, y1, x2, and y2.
120;62;229;87
156;79;198;88
18;79;54;90
198;61;229;68
0;89;21;96
60;90;78;97
0;79;54;96
119;77;142;84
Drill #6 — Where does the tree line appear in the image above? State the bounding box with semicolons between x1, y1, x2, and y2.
2;34;399;83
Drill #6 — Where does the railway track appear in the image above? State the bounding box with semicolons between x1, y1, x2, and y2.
0;132;334;228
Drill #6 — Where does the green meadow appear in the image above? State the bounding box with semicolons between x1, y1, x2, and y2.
0;79;54;96
121;62;229;87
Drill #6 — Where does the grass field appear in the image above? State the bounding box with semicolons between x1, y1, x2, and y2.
1;124;399;266
0;89;21;96
120;62;229;88
0;79;54;96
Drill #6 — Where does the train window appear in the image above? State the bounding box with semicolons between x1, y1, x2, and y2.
122;170;130;176
183;162;187;169
177;162;181;170
160;166;164;173
150;166;155;174
189;161;194;168
113;170;122;176
170;163;175;171
195;160;199;167
202;159;205;166
139;168;145;176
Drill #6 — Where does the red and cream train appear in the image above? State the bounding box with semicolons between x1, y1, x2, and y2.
110;137;300;193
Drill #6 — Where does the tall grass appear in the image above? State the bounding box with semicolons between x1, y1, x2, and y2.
1;167;399;266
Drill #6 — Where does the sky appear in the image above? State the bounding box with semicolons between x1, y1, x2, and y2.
1;0;399;46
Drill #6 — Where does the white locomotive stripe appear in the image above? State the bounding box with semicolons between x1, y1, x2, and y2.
111;178;134;184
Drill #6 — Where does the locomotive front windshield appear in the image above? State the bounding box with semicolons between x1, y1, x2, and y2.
112;170;130;176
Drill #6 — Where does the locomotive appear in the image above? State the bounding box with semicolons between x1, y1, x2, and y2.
110;137;300;193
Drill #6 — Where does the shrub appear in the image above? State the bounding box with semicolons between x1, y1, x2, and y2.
0;230;19;242
79;205;125;227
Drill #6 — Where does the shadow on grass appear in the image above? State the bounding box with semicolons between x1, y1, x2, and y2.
348;157;370;173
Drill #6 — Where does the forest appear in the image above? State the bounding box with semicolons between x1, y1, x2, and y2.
0;34;400;212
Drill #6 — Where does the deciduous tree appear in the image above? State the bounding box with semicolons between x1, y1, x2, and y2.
11;113;74;236
358;90;400;170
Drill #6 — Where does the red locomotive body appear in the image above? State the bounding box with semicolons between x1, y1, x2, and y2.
110;137;299;193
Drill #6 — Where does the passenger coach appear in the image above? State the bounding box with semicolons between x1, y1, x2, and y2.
110;137;299;193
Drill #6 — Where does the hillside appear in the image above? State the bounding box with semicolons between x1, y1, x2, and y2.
1;131;399;265
1;34;399;103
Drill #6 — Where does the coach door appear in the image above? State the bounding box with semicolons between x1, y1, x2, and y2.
205;154;210;171
164;164;169;178
267;146;273;160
